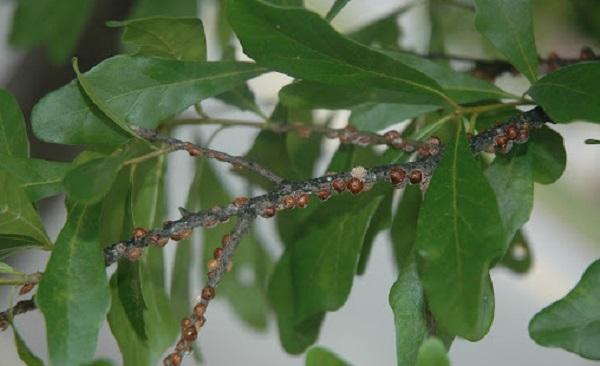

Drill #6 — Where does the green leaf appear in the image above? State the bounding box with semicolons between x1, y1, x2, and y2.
391;185;422;268
350;104;439;132
384;51;515;103
357;187;392;274
9;0;92;62
474;0;539;82
117;261;148;341
64;140;151;204
130;0;197;18
529;259;600;360
305;346;351;365
64;157;123;204
389;262;428;366
529;126;566;184
107;158;177;366
0;170;51;258
325;0;351;22
279;80;437;110
32;56;266;145
485;145;534;245
416;338;451;366
416;120;504;340
13;325;44;366
269;252;324;354
72;58;139;140
500;230;532;274
528;62;600;123
227;0;451;105
110;17;207;61
0;154;73;201
0;89;28;157
36;202;110;366
291;194;382;322
585;138;600;144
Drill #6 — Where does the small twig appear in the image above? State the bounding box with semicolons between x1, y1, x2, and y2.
166;118;433;154
0;297;36;331
132;126;285;185
163;214;255;366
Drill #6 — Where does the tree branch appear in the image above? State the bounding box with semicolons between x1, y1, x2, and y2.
163;214;255;366
0;107;552;331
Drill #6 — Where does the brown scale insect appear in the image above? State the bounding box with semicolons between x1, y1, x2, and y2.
389;168;406;186
295;193;310;208
181;317;192;329
260;206;276;218
347;177;364;194
505;125;519;140
165;352;182;366
171;229;192;241
19;283;36;295
409;170;423;184
213;247;223;259
202;286;215;300
233;196;249;207
495;135;509;150
207;259;219;272
149;234;169;247
331;178;347;192
221;234;231;247
383;130;400;143
317;188;331;201
182;326;198;342
281;195;295;209
187;147;202;157
194;303;207;318
132;227;147;239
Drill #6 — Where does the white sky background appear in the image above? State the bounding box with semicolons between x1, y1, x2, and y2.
1;0;600;365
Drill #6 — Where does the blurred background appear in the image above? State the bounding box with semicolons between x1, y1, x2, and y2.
0;0;599;365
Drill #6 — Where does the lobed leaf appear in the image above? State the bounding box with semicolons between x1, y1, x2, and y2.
36;202;110;366
416;120;505;340
474;0;539;82
529;259;600;360
32;56;266;145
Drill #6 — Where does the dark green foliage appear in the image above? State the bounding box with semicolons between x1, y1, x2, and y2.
1;2;599;365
